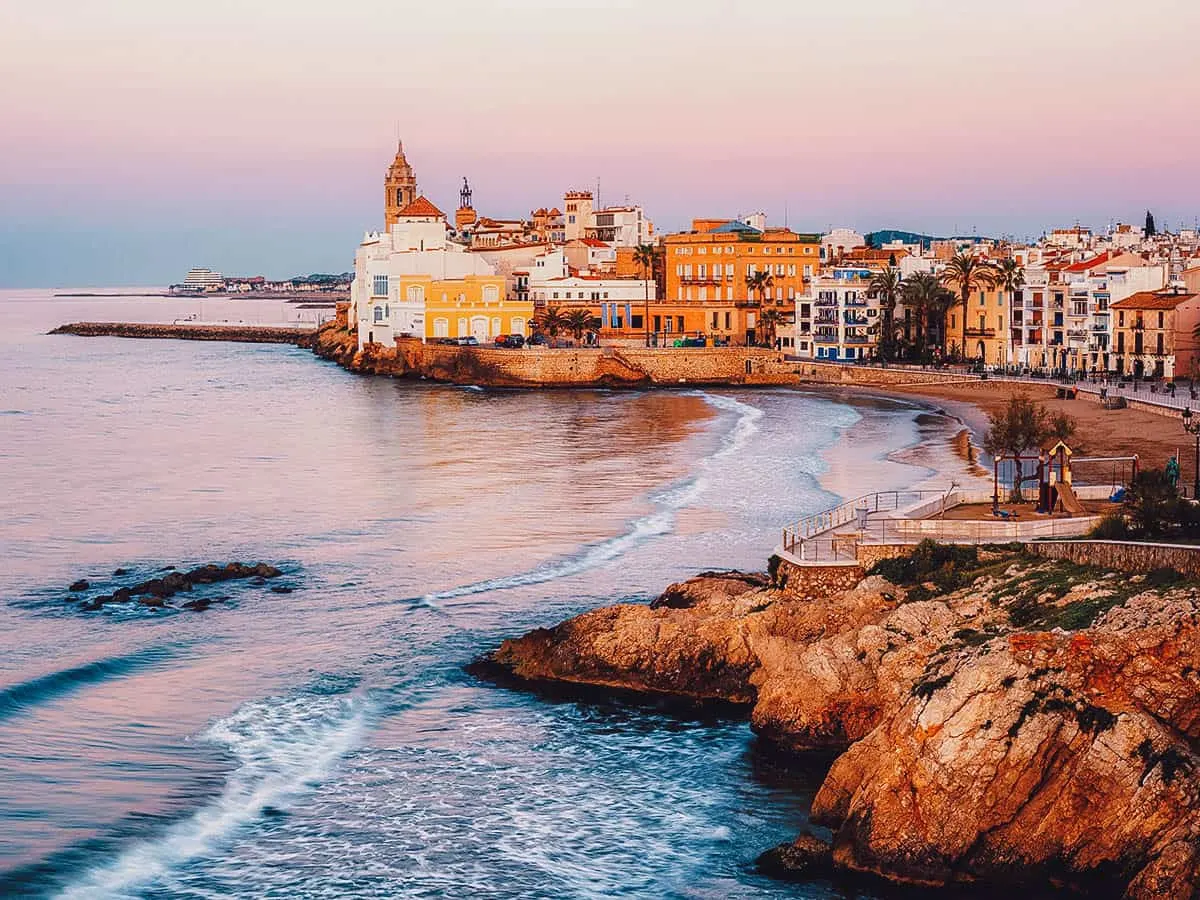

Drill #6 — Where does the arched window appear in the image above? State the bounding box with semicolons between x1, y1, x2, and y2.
483;285;500;303
406;285;425;303
511;317;526;335
490;317;501;336
433;318;449;338
457;317;468;336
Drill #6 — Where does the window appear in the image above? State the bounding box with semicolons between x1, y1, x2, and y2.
1158;311;1165;328
407;284;424;303
805;247;813;254
483;285;499;303
568;215;576;224
434;317;449;337
491;317;501;336
697;247;706;255
552;292;559;299
788;265;796;277
457;317;468;335
979;292;985;306
511;317;526;334
630;315;643;328
803;265;812;277
373;305;385;323
372;275;388;297
724;312;731;329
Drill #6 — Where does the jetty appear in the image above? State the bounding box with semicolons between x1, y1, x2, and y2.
50;322;317;347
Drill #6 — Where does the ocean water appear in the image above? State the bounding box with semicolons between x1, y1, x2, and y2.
0;290;956;899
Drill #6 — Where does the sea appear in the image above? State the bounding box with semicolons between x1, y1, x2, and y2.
0;289;973;899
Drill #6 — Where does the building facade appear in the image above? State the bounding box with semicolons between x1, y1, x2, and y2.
1110;290;1200;379
663;219;822;346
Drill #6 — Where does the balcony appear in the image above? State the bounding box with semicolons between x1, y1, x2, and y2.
844;334;871;344
843;298;869;307
965;328;997;338
814;332;840;344
843;315;869;325
1091;321;1108;332
815;313;839;325
815;298;838;307
678;275;721;285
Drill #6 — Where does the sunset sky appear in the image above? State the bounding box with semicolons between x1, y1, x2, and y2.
2;0;1198;287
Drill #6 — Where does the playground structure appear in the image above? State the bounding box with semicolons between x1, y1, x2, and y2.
991;441;1137;517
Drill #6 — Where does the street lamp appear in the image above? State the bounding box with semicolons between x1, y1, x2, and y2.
1183;408;1200;499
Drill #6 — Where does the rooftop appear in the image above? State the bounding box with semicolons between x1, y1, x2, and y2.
1110;290;1198;311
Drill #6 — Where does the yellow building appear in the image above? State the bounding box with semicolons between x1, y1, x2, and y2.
663;220;822;346
947;287;1010;366
417;273;531;341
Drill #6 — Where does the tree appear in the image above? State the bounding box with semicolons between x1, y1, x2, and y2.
1124;469;1184;537
564;308;602;344
759;308;783;349
982;395;1077;501
533;306;568;342
868;267;904;361
745;270;775;345
634;243;656;346
902;272;957;359
940;252;998;360
1145;210;1157;237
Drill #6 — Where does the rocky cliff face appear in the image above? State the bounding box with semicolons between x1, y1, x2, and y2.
482;549;1200;898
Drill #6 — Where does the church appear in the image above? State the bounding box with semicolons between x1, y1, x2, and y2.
348;142;534;349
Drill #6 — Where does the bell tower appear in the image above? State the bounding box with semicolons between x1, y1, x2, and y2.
455;176;478;231
384;141;418;228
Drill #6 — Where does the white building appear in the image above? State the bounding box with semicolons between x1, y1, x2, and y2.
350;197;497;349
795;266;880;362
821;228;866;262
527;247;654;327
563;190;654;247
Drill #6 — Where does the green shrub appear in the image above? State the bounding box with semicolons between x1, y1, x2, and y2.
1089;513;1131;540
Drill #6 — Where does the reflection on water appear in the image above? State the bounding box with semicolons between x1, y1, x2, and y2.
0;291;947;898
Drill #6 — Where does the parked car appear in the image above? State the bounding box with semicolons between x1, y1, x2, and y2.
494;334;525;349
527;333;549;346
453;336;479;346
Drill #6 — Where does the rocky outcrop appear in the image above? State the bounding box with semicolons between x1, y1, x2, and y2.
69;562;286;611
481;551;1200;898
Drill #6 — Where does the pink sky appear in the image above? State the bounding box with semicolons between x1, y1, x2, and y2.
1;0;1198;285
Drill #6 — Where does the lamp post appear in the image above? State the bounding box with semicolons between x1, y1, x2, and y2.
1183;408;1200;499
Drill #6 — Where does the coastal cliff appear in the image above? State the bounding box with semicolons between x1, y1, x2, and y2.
481;547;1200;897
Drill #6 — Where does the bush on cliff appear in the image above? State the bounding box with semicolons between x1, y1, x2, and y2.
868;540;980;595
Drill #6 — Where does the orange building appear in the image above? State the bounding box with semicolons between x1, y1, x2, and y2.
661;220;821;345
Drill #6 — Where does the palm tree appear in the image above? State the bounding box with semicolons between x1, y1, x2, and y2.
868;267;904;361
744;270;775;346
903;272;957;360
533;306;568;344
745;269;775;306
634;243;656;347
564;309;602;344
940;252;998;360
759;308;783;349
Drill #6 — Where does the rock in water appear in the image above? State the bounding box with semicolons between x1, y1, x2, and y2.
755;832;833;879
68;579;89;592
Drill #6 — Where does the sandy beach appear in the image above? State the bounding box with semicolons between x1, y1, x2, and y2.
871;380;1194;486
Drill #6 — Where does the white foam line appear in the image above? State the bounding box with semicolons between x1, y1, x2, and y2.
57;694;370;900
419;392;762;607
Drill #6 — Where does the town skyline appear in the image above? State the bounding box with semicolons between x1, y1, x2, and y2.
3;0;1199;287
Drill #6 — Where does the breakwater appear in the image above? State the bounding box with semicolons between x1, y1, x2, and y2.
50;321;317;346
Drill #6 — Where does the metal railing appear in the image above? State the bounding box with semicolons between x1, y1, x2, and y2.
781;490;949;554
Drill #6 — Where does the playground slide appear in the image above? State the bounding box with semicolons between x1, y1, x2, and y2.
1056;482;1086;516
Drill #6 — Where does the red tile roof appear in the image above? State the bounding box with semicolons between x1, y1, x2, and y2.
1110;290;1198;310
1064;252;1111;273
396;196;446;218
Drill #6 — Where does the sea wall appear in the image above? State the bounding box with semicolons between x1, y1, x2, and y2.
51;322;317;347
1029;539;1200;576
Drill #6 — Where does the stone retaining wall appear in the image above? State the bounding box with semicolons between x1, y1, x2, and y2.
771;555;865;601
1029;540;1200;576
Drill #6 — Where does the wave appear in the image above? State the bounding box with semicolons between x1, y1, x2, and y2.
56;689;369;899
0;646;177;724
414;391;762;607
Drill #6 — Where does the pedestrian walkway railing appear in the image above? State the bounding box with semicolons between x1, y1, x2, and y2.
780;489;950;555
